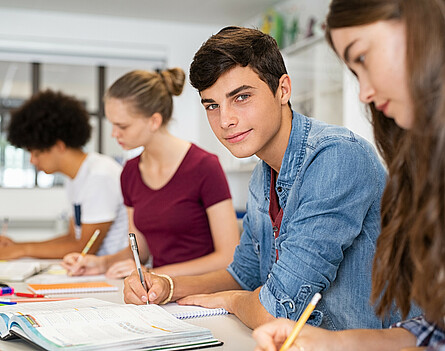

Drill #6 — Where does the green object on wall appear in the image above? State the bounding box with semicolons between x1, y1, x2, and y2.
261;9;284;48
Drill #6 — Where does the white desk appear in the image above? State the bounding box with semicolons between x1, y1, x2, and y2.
0;279;255;350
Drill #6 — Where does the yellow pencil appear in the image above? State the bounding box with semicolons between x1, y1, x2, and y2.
279;293;322;351
80;229;101;256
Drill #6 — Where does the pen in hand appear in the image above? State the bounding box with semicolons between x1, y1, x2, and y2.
79;229;101;258
129;232;149;305
68;229;101;276
279;293;322;351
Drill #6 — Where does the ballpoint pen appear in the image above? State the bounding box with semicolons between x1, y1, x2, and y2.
129;232;149;305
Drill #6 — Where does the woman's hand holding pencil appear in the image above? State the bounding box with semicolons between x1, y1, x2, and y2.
253;293;326;351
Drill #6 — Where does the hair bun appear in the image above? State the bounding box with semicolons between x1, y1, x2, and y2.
158;68;186;96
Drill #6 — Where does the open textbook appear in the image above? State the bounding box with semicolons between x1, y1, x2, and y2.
0;298;222;350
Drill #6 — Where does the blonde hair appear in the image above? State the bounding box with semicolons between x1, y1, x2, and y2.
105;68;185;125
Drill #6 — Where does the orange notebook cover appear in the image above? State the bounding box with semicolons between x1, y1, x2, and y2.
27;282;118;294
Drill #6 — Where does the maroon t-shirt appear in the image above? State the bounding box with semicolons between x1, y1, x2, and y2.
121;144;232;268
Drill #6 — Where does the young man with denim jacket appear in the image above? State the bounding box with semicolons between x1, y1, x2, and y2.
123;26;420;330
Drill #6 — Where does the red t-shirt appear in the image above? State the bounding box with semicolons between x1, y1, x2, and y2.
121;144;232;268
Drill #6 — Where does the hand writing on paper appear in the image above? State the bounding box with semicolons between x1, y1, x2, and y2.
62;253;107;276
253;319;302;351
124;270;170;305
253;320;341;351
253;320;419;351
105;259;136;279
0;235;15;247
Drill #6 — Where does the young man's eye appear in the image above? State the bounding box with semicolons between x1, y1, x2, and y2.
354;54;365;64
236;94;250;101
205;104;219;111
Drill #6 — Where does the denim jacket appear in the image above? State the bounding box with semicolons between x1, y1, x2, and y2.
227;111;421;330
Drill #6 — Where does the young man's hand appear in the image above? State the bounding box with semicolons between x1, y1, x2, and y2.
177;290;249;314
0;235;15;247
105;258;136;279
62;253;107;276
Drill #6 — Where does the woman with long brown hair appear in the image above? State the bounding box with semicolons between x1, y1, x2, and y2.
253;0;445;350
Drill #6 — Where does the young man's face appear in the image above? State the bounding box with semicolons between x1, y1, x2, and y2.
29;146;60;174
200;65;291;160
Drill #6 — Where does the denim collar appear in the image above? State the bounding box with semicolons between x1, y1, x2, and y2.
261;111;311;199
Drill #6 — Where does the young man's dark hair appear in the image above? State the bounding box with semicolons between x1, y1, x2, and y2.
190;26;289;105
8;89;91;150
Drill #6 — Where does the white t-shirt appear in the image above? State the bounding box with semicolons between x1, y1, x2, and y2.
65;152;128;256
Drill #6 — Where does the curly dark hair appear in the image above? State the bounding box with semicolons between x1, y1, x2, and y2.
8;89;91;150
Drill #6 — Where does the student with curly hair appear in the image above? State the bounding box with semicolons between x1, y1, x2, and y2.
0;90;128;259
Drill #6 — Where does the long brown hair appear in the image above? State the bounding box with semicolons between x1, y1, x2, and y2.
326;0;445;324
104;68;185;125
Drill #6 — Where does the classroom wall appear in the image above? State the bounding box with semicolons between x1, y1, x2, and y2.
0;8;249;231
0;2;372;234
244;0;374;145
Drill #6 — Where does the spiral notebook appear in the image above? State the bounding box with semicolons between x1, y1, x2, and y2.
27;282;118;294
163;303;229;320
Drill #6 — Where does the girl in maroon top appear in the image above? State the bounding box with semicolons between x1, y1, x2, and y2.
63;68;239;278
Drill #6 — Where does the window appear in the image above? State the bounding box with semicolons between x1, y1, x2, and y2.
0;60;163;188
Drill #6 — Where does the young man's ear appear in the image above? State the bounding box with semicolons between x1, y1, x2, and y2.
278;74;292;105
54;140;67;152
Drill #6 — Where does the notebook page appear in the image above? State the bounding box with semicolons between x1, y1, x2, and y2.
162;303;229;320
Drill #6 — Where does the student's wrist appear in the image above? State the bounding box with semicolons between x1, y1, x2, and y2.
226;290;249;314
334;330;352;351
151;272;174;304
20;243;31;258
101;255;113;272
